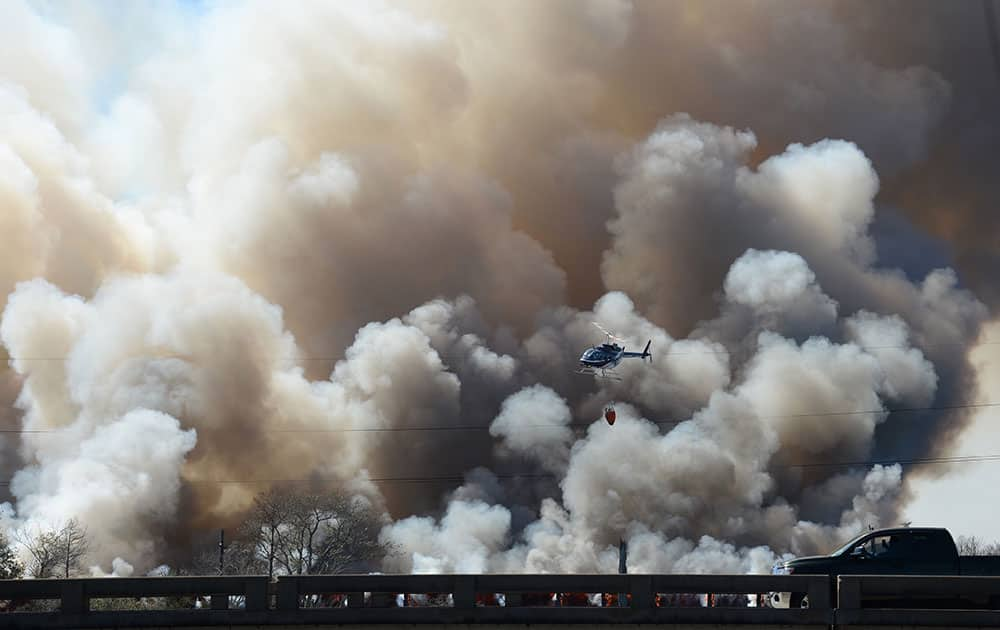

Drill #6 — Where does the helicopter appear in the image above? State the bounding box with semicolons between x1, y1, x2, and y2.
577;323;651;380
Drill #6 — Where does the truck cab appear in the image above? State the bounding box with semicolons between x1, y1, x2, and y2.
770;527;963;608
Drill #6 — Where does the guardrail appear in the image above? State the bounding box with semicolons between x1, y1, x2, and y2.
0;573;996;628
0;574;827;628
273;573;830;625
0;576;270;629
836;574;1000;627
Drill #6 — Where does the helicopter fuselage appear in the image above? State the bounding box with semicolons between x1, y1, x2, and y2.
579;343;625;369
578;339;652;376
577;322;652;378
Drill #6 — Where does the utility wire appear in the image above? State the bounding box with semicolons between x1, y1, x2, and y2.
778;453;1000;469
1;453;999;488
1;401;997;435
656;340;1000;356
4;341;999;362
0;473;557;487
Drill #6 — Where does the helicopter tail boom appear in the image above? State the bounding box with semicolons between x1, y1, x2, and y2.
622;340;652;362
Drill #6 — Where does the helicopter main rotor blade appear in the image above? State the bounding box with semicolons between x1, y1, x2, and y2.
592;322;626;344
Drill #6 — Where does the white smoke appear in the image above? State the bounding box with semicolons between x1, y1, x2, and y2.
0;270;468;566
90;557;135;578
723;249;839;336
382;499;512;573
384;247;939;570
490;386;574;474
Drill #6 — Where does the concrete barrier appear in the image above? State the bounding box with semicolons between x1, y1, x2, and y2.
0;573;830;628
836;574;1000;628
0;572;995;628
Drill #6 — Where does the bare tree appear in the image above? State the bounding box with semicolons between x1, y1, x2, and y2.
238;489;295;578
58;520;89;578
18;519;90;578
957;535;982;555
312;496;389;574
177;488;390;579
277;492;342;575
187;530;265;577
956;535;1000;556
18;529;58;579
239;487;390;577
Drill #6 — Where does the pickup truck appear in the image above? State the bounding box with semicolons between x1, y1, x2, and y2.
769;526;1000;608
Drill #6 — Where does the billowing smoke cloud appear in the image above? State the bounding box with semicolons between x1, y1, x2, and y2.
0;0;996;574
722;249;839;337
382;499;512;574
0;270;466;563
490;385;573;474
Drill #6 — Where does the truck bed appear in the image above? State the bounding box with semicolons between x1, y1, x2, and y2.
958;556;1000;576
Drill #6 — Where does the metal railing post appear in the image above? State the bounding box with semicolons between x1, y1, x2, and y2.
245;577;269;612
453;575;476;609
629;575;653;609
807;575;831;609
838;576;861;609
347;591;365;607
275;577;299;611
59;580;87;614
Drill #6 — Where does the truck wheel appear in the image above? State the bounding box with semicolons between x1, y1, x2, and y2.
790;594;809;609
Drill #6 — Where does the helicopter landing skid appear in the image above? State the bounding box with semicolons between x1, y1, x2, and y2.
576;368;623;382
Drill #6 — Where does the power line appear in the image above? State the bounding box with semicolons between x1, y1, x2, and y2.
749;400;1000;420
0;453;999;489
779;453;1000;469
3;341;999;362
660;340;1000;356
0;473;557;487
0;423;594;435
1;401;997;436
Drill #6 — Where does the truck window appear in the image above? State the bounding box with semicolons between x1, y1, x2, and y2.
833;532;869;556
856;535;893;557
861;530;956;561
